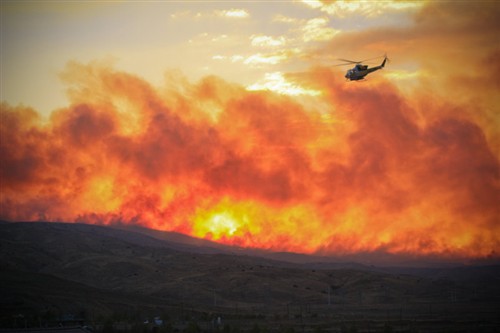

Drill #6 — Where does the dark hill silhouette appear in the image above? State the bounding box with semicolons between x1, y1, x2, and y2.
1;221;499;332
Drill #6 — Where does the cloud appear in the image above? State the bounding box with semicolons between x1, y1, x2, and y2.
250;35;286;48
169;8;250;20
302;17;339;42
244;53;287;66
273;14;299;24
247;72;321;96
243;49;300;67
302;0;422;18
1;52;498;260
215;8;250;19
1;1;498;261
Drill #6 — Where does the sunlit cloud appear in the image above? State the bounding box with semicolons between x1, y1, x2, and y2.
231;55;245;63
170;8;250;20
302;0;423;18
247;72;321;96
244;53;286;66
250;35;286;47
302;17;340;42
243;48;301;67
215;8;250;18
212;54;245;63
301;0;323;10
273;14;299;24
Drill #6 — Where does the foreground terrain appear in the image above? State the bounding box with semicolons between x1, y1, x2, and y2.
0;221;499;332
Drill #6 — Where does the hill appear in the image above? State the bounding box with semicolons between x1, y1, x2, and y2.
1;222;499;332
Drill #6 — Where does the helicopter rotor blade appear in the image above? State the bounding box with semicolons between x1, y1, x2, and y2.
358;55;385;63
334;63;356;67
335;55;388;67
337;58;361;64
337;55;385;64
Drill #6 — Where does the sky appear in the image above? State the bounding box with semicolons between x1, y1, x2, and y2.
1;1;499;263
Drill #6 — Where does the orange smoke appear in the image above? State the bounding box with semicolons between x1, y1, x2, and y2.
2;0;500;261
1;57;498;261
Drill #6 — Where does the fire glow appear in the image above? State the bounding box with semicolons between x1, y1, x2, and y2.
1;58;499;261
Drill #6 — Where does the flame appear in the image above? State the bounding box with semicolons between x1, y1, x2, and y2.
190;197;324;252
192;199;250;241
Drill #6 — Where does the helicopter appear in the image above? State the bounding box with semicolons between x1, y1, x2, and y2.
337;55;388;81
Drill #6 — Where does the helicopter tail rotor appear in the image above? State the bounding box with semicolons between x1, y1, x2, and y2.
384;53;391;63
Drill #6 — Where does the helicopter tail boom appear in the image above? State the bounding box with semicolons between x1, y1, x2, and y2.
381;56;387;68
367;56;387;73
